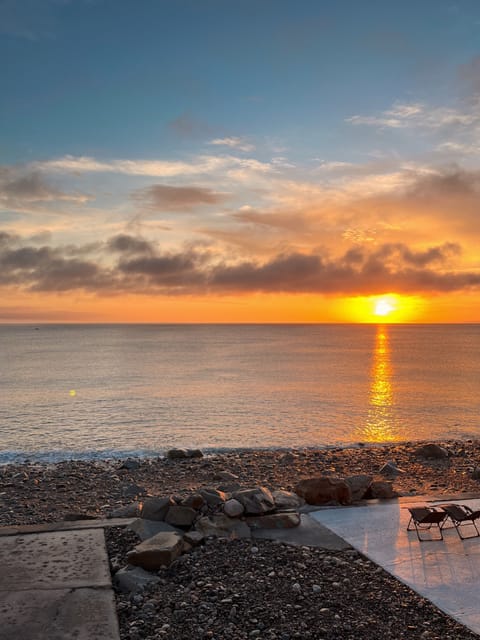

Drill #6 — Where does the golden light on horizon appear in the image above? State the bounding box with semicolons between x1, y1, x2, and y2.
345;293;421;323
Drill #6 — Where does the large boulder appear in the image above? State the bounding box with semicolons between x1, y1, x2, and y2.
141;496;175;521
272;490;305;510
345;475;372;502
233;487;275;515
128;518;181;541
165;505;197;527
183;494;205;510
294;477;352;505
368;480;397;499
199;488;227;506
195;514;251;539
223;498;244;518
127;532;183;570
414;443;449;460
246;513;301;530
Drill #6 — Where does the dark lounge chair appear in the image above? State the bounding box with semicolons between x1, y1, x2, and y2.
407;506;447;541
440;503;480;540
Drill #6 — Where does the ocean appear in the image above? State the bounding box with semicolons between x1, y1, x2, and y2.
1;324;479;464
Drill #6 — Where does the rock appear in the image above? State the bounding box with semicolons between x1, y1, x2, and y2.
183;531;205;546
379;462;405;477
294;477;352;505
118;458;141;470
215;470;239;482
165;505;197;527
199;488;227;506
472;467;480;480
195;514;251;539
114;565;161;593
272;490;305;510
414;443;449;460
224;498;244;517
127;532;184;570
345;474;373;501
166;448;203;459
109;502;142;518
183;494;205;510
368;480;397;499
233;487;275;515
246;512;301;529
166;448;190;460
128;518;182;541
120;482;147;498
141;496;175;521
188;449;204;458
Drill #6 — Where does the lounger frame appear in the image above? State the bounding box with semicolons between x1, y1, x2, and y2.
407;506;447;541
440;503;480;540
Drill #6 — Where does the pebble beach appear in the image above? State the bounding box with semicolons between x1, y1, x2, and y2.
2;440;480;639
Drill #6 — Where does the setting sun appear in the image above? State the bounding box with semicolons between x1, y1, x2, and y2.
374;297;396;317
344;293;421;323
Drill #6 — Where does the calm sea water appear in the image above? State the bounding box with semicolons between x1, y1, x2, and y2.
0;324;479;463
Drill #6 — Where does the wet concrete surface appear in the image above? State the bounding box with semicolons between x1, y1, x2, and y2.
311;497;480;636
0;528;119;639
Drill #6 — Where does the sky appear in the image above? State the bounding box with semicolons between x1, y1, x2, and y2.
2;0;480;323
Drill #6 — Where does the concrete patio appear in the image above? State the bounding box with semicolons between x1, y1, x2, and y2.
311;497;480;636
0;526;121;640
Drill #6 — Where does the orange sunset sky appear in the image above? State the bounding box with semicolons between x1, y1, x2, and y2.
2;1;480;323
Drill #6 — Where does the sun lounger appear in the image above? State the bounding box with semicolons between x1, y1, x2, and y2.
440;503;480;540
407;506;447;541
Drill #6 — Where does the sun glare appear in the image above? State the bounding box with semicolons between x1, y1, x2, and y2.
374;297;396;317
344;293;421;323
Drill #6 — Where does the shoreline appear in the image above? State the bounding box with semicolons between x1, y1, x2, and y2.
1;436;477;466
2;438;480;527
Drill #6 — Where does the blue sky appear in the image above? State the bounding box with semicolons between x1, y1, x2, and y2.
2;0;480;321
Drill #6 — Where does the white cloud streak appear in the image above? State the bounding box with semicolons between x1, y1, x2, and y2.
33;154;273;178
209;137;255;152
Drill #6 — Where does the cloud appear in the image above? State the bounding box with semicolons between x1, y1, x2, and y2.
209;137;255;152
0;168;90;211
1;232;479;297
347;100;480;133
404;166;480;198
132;184;228;212
34;154;273;179
107;234;154;255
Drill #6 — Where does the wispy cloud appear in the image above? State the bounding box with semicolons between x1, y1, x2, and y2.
209;137;255;152
34;154;273;179
347;100;480;133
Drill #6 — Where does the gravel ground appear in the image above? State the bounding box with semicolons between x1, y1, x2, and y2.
3;440;480;638
105;528;478;640
2;439;480;526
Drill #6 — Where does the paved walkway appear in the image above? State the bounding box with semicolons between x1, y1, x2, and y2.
311;497;480;636
0;524;121;640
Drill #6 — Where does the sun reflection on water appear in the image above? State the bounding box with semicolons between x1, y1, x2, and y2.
363;325;396;442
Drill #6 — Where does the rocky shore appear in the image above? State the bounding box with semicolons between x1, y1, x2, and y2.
2;439;480;639
1;439;480;526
